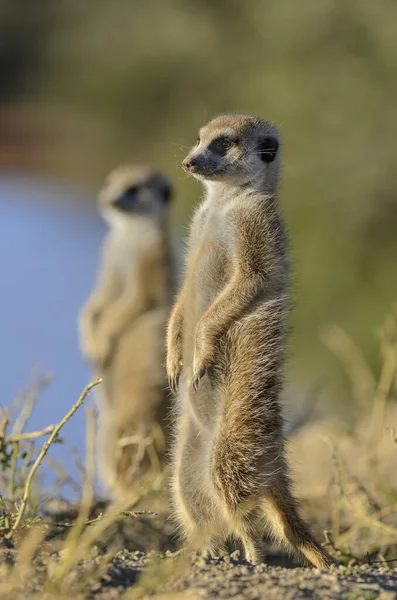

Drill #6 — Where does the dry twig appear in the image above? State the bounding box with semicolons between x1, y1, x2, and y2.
8;378;102;536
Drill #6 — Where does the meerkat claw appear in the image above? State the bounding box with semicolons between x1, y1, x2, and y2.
169;374;179;394
191;366;206;392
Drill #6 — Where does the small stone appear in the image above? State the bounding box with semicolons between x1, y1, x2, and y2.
196;557;208;568
230;550;240;561
90;581;102;592
360;583;380;590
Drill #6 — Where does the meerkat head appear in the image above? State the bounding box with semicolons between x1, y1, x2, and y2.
182;114;281;192
98;164;172;227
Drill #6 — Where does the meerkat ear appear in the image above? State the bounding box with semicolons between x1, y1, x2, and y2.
258;136;279;163
162;182;172;204
150;175;172;204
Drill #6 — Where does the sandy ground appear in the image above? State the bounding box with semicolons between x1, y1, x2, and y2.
33;550;397;599
2;538;397;600
140;553;397;600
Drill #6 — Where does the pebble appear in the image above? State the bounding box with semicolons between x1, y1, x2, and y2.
359;582;381;590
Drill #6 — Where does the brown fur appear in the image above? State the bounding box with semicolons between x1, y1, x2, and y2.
79;164;173;499
166;115;333;566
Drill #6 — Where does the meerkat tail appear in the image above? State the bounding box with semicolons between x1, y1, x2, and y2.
262;484;333;569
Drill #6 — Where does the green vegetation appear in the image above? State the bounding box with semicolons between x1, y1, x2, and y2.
1;1;396;401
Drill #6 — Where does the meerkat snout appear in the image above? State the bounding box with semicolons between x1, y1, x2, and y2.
182;157;197;171
182;135;235;179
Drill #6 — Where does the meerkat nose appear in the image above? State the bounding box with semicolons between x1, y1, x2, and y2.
182;158;197;171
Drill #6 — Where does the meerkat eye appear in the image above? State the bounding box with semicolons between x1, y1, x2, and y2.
258;137;279;163
208;136;234;156
125;185;139;196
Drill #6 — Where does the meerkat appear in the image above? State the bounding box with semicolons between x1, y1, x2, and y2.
166;115;333;567
79;164;173;499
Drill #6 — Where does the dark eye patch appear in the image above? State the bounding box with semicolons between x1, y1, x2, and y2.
208;135;235;156
113;185;139;212
258;137;279;163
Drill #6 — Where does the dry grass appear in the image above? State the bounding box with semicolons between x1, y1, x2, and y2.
0;376;168;598
309;307;397;564
0;307;397;597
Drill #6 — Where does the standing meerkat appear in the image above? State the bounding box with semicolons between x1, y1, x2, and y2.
166;115;333;567
79;165;173;499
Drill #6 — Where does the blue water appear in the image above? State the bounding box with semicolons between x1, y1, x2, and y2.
0;172;107;497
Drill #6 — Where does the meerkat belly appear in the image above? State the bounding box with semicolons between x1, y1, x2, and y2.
183;238;229;366
181;237;230;429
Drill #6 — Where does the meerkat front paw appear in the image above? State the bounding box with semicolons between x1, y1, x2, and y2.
166;352;183;394
79;334;96;363
166;313;184;393
191;323;216;391
88;335;113;369
191;355;208;392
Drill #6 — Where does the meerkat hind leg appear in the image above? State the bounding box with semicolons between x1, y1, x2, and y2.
175;507;227;560
200;535;228;559
172;418;227;559
262;482;333;568
239;526;264;565
228;507;264;564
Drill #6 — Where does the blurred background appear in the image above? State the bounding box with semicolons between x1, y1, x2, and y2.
1;0;397;487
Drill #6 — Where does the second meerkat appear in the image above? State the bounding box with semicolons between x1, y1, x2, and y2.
167;114;333;567
79;165;173;499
